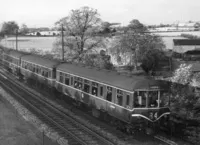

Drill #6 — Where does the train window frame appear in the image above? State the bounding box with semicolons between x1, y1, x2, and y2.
100;86;103;96
52;68;56;79
134;91;147;108
83;79;90;93
64;73;70;85
116;89;123;106
126;94;130;107
106;86;113;102
74;76;83;90
70;76;74;86
59;72;64;83
92;82;98;96
83;84;90;93
45;71;48;78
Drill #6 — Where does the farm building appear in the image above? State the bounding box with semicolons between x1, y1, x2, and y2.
173;39;200;54
172;39;200;72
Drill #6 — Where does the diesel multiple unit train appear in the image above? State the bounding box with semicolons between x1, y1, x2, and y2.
0;48;170;133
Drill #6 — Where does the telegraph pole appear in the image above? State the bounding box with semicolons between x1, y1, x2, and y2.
16;29;18;50
61;24;64;61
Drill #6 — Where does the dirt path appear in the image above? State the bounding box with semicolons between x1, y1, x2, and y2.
0;96;59;145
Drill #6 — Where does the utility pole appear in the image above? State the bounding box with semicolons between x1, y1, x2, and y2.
61;24;64;61
16;29;18;50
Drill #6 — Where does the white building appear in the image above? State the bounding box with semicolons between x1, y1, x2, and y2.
26;31;60;36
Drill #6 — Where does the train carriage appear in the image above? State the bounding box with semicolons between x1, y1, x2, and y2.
20;55;59;87
0;47;171;133
55;63;170;130
1;49;28;75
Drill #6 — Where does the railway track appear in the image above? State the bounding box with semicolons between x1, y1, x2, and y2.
0;68;181;145
0;71;115;145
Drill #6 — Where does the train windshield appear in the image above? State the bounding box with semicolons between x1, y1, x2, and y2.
134;90;170;108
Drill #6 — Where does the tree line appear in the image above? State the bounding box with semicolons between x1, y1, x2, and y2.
53;6;168;75
0;6;170;75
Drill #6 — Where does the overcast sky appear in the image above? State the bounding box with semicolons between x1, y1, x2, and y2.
0;0;199;28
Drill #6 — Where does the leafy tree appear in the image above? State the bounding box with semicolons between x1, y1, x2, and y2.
83;52;114;70
140;48;166;74
1;21;19;35
55;6;104;62
19;24;29;35
109;31;166;73
36;32;41;36
170;64;200;144
127;19;147;33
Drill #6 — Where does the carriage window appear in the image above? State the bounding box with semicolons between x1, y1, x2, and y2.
84;84;90;93
126;94;130;106
71;76;73;86
59;72;64;83
65;74;70;85
38;67;41;74
36;66;39;73
100;86;103;96
33;65;35;72
65;77;70;85
24;62;27;69
106;86;112;102
83;79;90;93
45;71;48;78
116;89;123;106
74;77;82;90
134;91;147;108
92;82;98;96
74;81;78;88
48;70;52;78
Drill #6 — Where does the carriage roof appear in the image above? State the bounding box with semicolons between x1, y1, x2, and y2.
57;63;164;91
21;55;59;68
9;50;29;58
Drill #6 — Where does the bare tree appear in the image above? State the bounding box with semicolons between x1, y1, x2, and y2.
55;6;105;62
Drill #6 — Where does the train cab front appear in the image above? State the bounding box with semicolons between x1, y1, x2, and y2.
130;88;171;133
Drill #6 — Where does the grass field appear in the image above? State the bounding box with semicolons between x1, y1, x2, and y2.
0;36;57;51
1;31;200;52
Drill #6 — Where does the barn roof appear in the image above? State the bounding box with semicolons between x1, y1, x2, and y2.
57;63;164;91
173;39;200;46
21;55;59;68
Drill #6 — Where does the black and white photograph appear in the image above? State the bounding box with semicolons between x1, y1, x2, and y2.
0;0;200;145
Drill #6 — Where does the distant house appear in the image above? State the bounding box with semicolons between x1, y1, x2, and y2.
26;31;60;36
173;22;200;31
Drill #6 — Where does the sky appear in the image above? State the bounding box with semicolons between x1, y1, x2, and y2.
0;0;200;28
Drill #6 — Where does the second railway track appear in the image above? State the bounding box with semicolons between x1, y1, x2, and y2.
0;71;115;145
